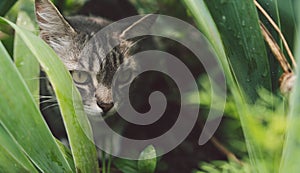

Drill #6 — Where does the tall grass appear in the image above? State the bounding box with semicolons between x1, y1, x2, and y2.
0;0;300;172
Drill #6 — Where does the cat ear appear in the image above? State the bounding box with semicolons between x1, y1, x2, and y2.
120;14;157;39
35;0;76;53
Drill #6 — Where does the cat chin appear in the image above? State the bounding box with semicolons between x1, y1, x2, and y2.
84;105;103;117
83;104;117;118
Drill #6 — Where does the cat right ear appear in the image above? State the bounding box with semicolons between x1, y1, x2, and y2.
35;0;76;53
120;14;158;39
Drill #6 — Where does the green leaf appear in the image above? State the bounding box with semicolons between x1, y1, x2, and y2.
14;11;39;104
0;0;17;16
114;158;139;173
181;0;270;172
0;17;99;173
256;0;283;90
0;125;38;173
138;145;157;173
203;0;271;103
56;139;76;171
279;66;300;172
0;147;33;173
0;41;72;172
279;1;300;171
180;0;235;92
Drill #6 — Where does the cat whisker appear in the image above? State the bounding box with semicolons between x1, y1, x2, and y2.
32;95;55;99
23;78;40;81
30;76;49;80
40;98;57;105
39;95;55;98
41;103;59;111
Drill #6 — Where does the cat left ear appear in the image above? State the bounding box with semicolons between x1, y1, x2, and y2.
120;14;158;39
35;0;77;51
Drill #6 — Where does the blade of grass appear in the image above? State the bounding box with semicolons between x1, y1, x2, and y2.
279;55;300;173
55;139;75;171
0;0;17;16
279;1;300;171
0;124;38;173
277;0;297;59
0;41;73;172
14;2;74;167
114;158;139;173
138;145;157;173
0;17;99;173
0;146;33;173
256;0;282;91
14;11;40;104
181;0;270;172
204;0;271;103
255;1;296;69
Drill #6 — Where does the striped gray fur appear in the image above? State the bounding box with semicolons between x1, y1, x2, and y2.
35;0;154;116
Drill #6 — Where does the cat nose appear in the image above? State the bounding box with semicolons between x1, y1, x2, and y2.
97;101;114;113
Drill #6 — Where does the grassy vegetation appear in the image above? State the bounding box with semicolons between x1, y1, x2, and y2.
0;0;300;172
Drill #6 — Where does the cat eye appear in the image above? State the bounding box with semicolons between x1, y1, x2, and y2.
72;71;91;84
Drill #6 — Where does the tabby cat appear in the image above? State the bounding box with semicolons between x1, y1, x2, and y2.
35;0;159;156
35;0;155;117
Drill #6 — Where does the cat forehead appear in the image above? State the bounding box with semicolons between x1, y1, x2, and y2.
74;34;134;72
75;54;134;75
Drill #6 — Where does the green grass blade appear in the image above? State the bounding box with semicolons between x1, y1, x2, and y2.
0;146;33;173
14;11;40;104
0;0;17;16
181;0;270;172
0;41;72;172
56;139;76;171
0;17;99;173
0;124;38;173
114;158;139;173
279;59;300;173
256;0;283;89
279;1;300;171
181;0;232;85
203;0;271;103
138;145;157;173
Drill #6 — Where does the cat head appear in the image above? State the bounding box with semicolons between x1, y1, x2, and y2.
35;0;156;116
